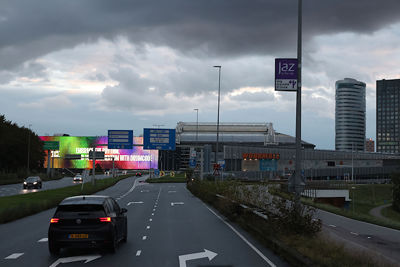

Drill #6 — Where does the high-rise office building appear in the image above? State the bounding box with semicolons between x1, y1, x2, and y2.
376;79;400;154
335;78;366;151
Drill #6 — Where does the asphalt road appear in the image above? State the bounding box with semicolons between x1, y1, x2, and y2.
316;209;400;264
0;174;111;197
0;176;288;267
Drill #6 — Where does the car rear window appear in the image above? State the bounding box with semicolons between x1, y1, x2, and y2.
56;204;104;212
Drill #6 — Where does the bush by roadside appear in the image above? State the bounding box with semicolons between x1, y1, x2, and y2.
0;174;132;224
187;180;396;267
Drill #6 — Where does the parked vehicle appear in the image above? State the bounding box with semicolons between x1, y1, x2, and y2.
48;195;128;255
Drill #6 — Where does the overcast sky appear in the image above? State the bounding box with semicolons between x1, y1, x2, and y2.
1;0;400;149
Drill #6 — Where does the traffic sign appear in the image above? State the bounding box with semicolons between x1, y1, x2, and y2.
43;141;59;150
160;171;165;177
154;169;160;177
108;130;133;149
189;158;196;168
275;58;298;91
170;171;175;177
143;128;176;150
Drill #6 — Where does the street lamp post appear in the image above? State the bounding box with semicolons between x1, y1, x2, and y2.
213;66;221;166
27;124;32;174
294;0;303;203
194;109;199;144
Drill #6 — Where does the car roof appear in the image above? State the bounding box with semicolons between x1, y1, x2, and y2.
59;195;110;206
26;176;40;179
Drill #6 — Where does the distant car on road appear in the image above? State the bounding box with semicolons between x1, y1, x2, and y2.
23;176;42;189
135;172;142;177
73;174;83;183
48;195;127;255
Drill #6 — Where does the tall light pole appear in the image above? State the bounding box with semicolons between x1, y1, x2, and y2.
294;0;303;202
194;109;199;144
27;124;32;174
213;65;221;165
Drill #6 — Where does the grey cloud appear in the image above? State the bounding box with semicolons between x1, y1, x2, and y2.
1;0;400;70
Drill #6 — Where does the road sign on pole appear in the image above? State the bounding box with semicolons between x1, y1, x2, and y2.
275;58;298;92
43;141;59;150
108;130;133;149
143;128;176;150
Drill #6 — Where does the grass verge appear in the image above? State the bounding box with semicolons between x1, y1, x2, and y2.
381;205;400;222
187;181;396;267
0;174;132;224
146;175;187;183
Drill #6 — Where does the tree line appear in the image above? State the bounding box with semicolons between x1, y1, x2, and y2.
0;114;45;174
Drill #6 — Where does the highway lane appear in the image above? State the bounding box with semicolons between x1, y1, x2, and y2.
0;174;111;197
0;176;288;267
316;209;400;264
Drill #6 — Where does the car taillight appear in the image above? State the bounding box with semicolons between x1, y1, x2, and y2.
99;217;111;222
50;218;59;223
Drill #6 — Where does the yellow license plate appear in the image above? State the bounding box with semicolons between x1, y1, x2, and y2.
69;234;88;239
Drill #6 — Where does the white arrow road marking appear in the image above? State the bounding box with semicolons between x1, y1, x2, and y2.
171;202;184;206
127;201;144;206
178;249;217;267
49;255;101;267
5;253;24;259
37;238;48;242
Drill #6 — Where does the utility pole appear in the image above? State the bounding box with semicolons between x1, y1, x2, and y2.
213;66;221;165
294;0;303;203
27;124;32;174
194;109;199;144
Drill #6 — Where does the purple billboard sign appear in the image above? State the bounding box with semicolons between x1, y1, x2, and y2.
275;58;298;91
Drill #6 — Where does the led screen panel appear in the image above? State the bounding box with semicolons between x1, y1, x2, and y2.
39;136;158;170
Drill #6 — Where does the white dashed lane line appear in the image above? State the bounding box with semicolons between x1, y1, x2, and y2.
149;219;152;222
142;236;147;240
5;253;24;259
136;250;142;256
151;213;154;216
37;238;48;242
146;226;150;229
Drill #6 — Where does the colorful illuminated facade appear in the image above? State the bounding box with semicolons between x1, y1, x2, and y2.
40;136;158;170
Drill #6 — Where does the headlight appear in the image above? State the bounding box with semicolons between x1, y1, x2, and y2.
24;182;27;184
33;182;37;184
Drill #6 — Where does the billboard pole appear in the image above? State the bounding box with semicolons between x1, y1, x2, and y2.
92;147;96;185
294;0;303;205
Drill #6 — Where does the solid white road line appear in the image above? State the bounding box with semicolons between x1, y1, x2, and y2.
5;253;24;259
37;238;48;242
204;205;276;267
136;250;142;256
142;236;147;240
329;224;337;228
350;232;359;236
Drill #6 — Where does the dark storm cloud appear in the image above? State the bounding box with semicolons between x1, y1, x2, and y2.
1;0;400;70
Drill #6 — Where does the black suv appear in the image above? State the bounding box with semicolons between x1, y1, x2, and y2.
48;195;127;255
23;176;42;189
